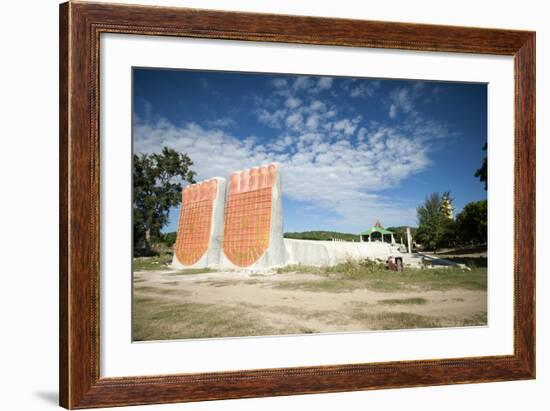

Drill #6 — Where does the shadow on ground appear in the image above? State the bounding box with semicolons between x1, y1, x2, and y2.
34;391;58;405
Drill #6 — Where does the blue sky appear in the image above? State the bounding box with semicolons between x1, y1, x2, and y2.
133;68;487;234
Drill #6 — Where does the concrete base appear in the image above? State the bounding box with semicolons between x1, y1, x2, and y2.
174;236;426;270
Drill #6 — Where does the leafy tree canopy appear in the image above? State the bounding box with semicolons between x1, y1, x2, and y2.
133;147;196;254
455;200;487;246
415;193;451;252
284;231;359;242
386;226;417;244
475;143;488;190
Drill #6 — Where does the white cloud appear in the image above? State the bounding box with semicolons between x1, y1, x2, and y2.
389;104;398;119
306;113;320;130
285;97;302;109
257;108;286;128
350;82;378;98
133;78;453;229
271;78;288;89
333;117;361;136
357;127;368;142
292;76;312;91
285;112;304;130
206;116;237;128
340;79;380;99
386;82;433;119
134;114;442;229
272;76;333;95
317;77;333;90
387;88;416;118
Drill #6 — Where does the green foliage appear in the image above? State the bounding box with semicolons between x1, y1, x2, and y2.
415;193;487;250
133;254;173;271
455;200;487;245
440;219;460;248
276;259;487;293
133;147;196;254
284;230;359;241
277;258;386;278
475;143;488;190
416;198;487;251
159;232;177;247
385;226;417;244
415;193;449;252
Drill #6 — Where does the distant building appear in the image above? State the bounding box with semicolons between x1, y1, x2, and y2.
359;220;395;244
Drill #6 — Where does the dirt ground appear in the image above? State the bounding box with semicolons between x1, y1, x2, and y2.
133;268;487;341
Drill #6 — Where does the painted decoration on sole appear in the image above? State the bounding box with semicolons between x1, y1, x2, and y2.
173;178;226;267
222;164;281;267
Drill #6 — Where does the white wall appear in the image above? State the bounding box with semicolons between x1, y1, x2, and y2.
0;1;547;410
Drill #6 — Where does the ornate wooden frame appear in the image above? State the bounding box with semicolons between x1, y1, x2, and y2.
59;1;535;408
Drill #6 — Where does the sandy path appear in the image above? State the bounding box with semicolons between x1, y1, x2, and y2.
134;269;487;334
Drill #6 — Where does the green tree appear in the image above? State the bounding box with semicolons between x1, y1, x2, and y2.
385;226;417;245
283;231;359;242
133;147;196;254
455;200;487;245
415;193;454;252
160;232;178;247
475;143;488;190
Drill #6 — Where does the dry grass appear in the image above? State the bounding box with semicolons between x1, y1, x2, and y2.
275;260;487;293
132;297;282;341
378;297;428;305
132;258;487;340
170;268;217;275
133;254;173;271
135;286;190;296
132;255;217;274
350;311;441;330
349;310;487;330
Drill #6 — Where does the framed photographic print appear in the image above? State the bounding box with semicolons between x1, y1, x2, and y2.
59;1;535;409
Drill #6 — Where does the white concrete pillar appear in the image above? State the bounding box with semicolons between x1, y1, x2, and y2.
406;227;412;254
391;234;395;245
